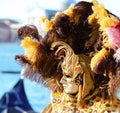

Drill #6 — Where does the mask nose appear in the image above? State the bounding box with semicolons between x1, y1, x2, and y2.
60;75;66;84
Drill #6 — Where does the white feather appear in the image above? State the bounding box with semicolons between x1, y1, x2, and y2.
114;48;120;63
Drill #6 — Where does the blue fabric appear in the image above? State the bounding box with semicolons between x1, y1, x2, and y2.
0;79;34;113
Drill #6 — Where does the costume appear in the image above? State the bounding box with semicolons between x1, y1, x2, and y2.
15;0;120;112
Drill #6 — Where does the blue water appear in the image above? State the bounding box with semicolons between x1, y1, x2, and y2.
0;43;50;112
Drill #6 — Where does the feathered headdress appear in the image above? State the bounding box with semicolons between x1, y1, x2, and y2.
15;0;120;101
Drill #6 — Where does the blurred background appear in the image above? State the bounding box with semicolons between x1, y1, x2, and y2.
0;0;120;113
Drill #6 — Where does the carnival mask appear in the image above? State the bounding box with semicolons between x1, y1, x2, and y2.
60;57;83;94
51;41;95;100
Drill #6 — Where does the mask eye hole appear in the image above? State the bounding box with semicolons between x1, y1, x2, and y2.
66;75;71;78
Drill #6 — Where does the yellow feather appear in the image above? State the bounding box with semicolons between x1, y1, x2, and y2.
21;37;39;64
90;48;109;71
88;1;119;57
40;4;75;31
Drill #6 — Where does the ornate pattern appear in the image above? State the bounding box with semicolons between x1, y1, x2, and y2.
51;92;120;113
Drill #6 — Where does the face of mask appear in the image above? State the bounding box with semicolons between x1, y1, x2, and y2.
60;74;79;94
60;60;83;94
